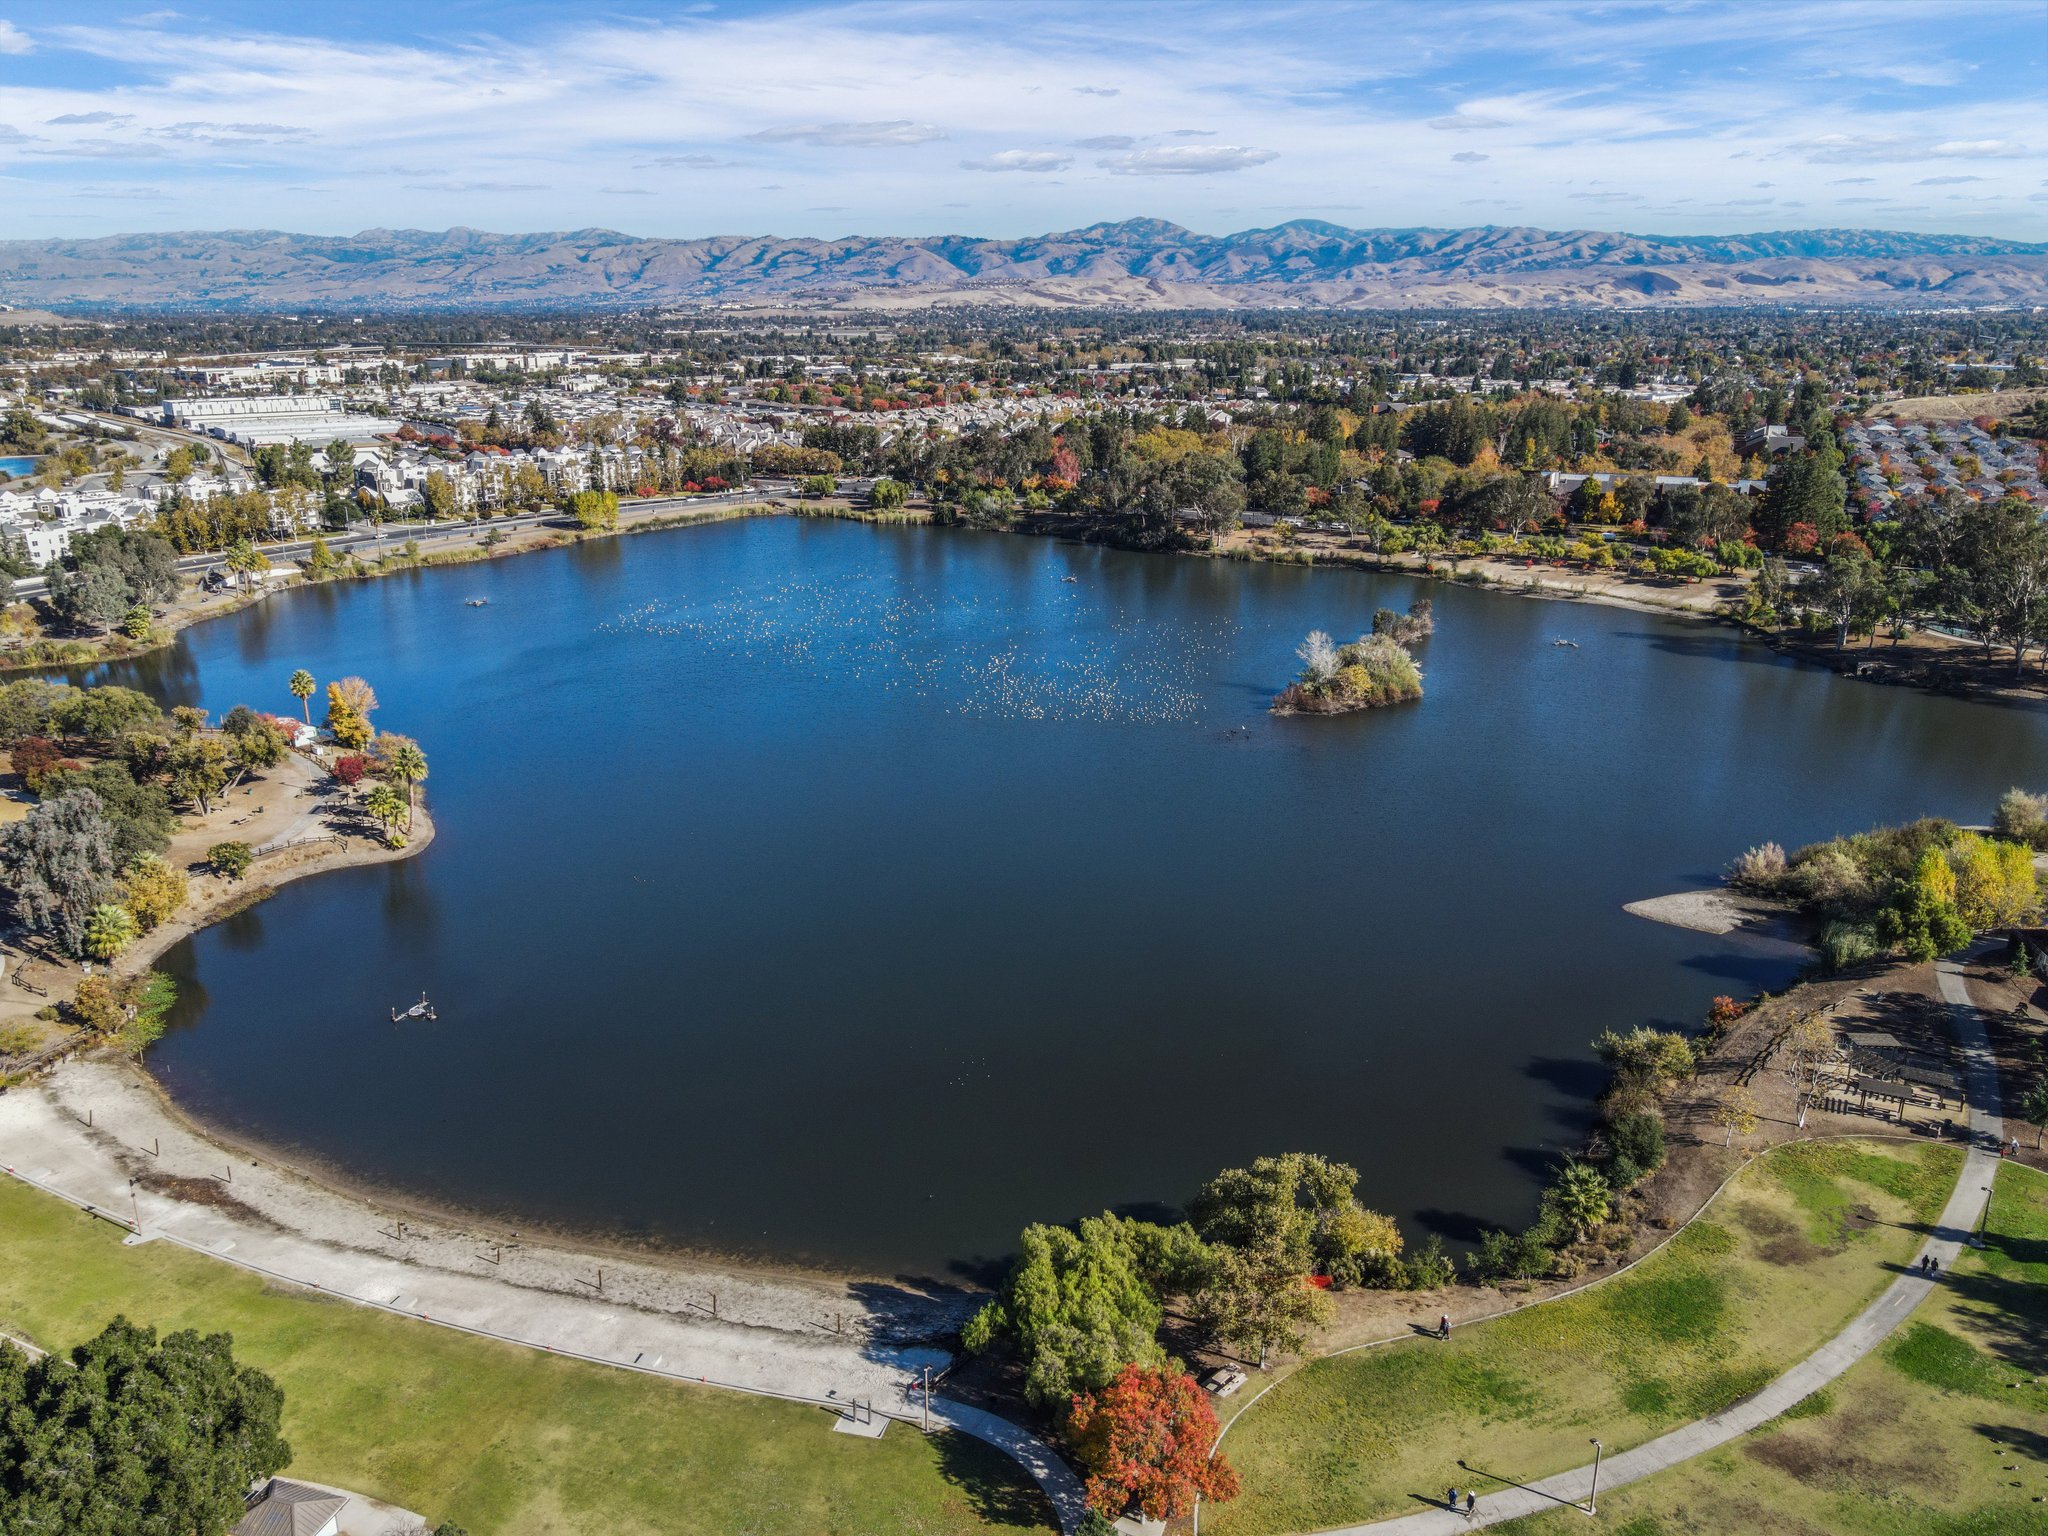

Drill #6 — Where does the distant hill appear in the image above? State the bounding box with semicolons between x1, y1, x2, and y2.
1;220;2043;311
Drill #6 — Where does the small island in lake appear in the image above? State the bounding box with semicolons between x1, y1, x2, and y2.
1273;623;1425;715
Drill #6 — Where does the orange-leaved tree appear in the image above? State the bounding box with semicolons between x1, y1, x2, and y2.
1066;1363;1239;1522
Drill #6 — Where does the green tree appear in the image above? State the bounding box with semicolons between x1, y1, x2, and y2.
568;489;619;531
1544;1159;1611;1237
166;736;231;815
207;841;253;880
82;901;137;960
1189;1152;1403;1287
1190;1234;1332;1367
0;788;120;956
37;761;177;870
2019;1077;2048;1150
288;669;317;724
379;735;428;830
962;1213;1200;1408
362;783;408;845
421;471;458;521
0;1317;289;1536
868;478;908;510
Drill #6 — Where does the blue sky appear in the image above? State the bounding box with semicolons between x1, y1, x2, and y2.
0;0;2043;240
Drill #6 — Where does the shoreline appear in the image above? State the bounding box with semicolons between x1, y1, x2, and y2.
5;504;2027;1299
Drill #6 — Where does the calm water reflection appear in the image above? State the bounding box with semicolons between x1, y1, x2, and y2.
82;520;2048;1277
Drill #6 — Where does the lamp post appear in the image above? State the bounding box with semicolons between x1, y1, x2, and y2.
1970;1181;1992;1249
1587;1438;1604;1516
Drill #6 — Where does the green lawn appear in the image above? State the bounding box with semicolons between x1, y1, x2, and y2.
1209;1139;1962;1535
0;1176;1054;1536
1498;1160;2048;1536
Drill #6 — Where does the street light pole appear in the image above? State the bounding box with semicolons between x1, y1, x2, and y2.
1587;1438;1603;1515
1971;1181;1992;1248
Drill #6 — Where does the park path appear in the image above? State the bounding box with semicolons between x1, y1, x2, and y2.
0;1059;1086;1532
1310;946;2005;1534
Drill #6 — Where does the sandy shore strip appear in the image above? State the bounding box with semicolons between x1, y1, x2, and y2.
0;1056;1088;1525
1623;886;1815;953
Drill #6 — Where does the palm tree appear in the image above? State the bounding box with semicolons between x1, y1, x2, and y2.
383;738;428;830
288;669;316;725
362;784;407;846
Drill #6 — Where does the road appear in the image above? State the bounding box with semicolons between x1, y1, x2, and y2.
8;482;799;600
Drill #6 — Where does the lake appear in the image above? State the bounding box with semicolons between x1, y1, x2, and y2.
81;518;2048;1279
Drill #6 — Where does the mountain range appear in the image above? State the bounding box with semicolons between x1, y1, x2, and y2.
2;221;2044;312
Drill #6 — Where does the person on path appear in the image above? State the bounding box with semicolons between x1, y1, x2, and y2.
1929;1256;1941;1279
1439;1313;1451;1340
1465;1490;1477;1517
1447;1486;1460;1510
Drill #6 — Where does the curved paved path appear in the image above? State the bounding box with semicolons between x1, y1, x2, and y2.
1310;947;2005;1533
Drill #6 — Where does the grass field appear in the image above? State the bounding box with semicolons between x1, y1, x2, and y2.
1208;1138;1963;1535
1499;1160;2048;1536
0;1176;1054;1536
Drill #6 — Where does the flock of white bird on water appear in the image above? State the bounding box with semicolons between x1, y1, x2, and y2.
597;568;1230;725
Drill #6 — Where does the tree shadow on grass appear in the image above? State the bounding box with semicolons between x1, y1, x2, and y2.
934;1426;1062;1530
1973;1421;2048;1465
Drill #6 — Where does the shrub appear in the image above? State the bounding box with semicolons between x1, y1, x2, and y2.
332;754;368;787
1402;1234;1456;1290
10;736;64;793
1274;632;1422;713
0;1022;39;1056
1785;844;1874;917
1821;920;1883;971
1607;1111;1667;1176
1725;841;1787;892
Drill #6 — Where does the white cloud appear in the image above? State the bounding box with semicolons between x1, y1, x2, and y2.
1918;175;1985;185
0;21;32;56
1074;136;1135;151
1428;114;1507;133
405;180;550;193
1073;85;1118;98
47;111;132;126
960;150;1071;173
1784;133;2029;164
1098;145;1277;176
746;121;944;147
1452;152;1488;164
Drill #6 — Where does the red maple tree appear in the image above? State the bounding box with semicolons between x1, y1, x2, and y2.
1066;1364;1240;1521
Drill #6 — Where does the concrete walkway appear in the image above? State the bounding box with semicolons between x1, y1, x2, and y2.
0;1060;1085;1532
1316;947;2005;1533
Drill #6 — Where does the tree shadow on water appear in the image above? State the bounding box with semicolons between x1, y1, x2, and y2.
933;1427;1062;1529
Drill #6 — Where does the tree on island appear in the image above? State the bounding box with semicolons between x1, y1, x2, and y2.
288;669;316;724
1066;1363;1240;1523
0;1317;290;1536
363;783;408;846
324;677;376;751
375;734;429;831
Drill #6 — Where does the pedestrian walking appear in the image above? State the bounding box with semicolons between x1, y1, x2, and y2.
1465;1490;1477;1517
1439;1313;1451;1341
1447;1487;1460;1511
1929;1256;1941;1278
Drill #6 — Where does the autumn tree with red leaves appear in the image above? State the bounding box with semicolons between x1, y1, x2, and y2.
1066;1364;1240;1522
